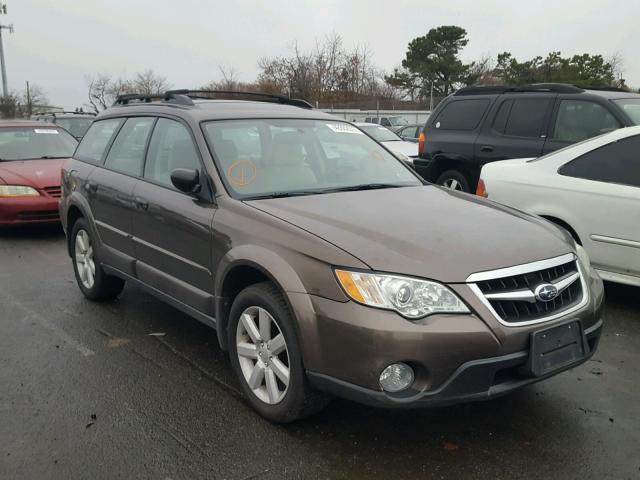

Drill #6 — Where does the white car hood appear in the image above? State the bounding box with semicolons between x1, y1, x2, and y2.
380;140;419;157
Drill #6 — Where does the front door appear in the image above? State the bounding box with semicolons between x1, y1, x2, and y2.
131;117;217;316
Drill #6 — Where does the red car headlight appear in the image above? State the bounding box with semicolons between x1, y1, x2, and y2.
0;185;41;197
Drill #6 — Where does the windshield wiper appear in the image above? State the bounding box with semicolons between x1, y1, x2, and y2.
245;191;321;200
39;155;69;159
322;183;406;193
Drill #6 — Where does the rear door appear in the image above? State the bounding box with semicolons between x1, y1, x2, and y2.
131;117;217;316
542;98;622;154
86;117;156;275
557;134;640;278
475;95;554;165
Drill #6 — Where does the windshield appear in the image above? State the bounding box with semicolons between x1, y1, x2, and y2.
55;117;94;139
613;98;640;125
0;127;77;161
202;119;421;199
387;116;409;126
359;125;402;142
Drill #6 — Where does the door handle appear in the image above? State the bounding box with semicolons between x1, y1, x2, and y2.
480;145;494;152
135;196;149;210
84;182;98;193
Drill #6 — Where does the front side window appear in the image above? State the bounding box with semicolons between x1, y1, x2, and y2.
559;134;640;188
144;118;200;188
433;99;489;131
75;118;124;164
104;117;155;176
0;127;77;161
552;100;620;142
203;119;421;198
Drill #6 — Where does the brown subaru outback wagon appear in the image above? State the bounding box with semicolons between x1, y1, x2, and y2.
59;90;604;422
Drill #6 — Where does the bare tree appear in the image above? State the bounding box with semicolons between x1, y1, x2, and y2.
0;92;20;118
131;69;171;95
22;84;49;116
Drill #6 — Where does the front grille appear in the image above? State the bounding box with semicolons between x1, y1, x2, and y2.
475;259;583;324
43;186;62;198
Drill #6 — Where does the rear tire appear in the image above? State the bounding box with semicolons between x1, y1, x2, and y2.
228;282;329;423
436;170;471;193
71;218;125;301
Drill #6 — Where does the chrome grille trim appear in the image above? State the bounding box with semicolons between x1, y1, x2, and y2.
467;253;589;327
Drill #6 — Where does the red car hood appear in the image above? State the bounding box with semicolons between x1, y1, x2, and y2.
0;158;68;188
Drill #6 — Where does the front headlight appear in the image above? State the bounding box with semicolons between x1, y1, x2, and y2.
335;269;470;319
575;244;592;272
0;185;40;197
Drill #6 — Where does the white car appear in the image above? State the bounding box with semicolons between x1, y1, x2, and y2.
354;122;418;164
477;126;640;287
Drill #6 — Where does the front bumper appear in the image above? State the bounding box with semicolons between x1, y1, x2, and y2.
307;319;602;408
0;196;60;225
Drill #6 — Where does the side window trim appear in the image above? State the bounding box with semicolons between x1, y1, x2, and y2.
139;115;207;194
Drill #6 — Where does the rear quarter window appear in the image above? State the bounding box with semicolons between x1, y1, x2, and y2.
74;118;124;164
432;99;490;131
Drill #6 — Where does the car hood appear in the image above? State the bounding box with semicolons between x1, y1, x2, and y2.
247;185;573;283
381;140;419;157
0;158;67;188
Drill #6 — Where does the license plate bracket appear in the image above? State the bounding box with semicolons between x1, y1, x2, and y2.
526;321;587;377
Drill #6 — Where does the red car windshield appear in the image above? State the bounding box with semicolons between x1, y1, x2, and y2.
0;127;78;161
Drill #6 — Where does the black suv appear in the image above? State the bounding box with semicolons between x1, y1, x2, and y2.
414;84;640;192
32;111;96;140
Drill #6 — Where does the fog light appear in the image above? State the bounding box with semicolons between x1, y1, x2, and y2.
379;363;414;393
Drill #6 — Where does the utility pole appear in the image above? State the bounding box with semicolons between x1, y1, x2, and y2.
0;3;11;98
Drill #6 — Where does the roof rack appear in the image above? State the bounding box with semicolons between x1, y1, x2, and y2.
165;89;314;109
32;110;96;116
576;85;630;92
454;83;585;96
113;92;195;106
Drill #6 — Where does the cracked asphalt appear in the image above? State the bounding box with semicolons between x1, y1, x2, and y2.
1;225;638;479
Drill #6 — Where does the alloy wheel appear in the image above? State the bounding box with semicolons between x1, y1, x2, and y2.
236;306;290;404
75;229;95;289
442;178;463;191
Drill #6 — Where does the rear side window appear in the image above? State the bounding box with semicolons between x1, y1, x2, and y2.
552;100;620;142
74;118;124;164
433;99;489;131
144;118;200;189
493;98;551;138
559;134;640;188
103;117;155;176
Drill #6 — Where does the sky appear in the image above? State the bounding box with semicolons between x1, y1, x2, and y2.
5;0;639;108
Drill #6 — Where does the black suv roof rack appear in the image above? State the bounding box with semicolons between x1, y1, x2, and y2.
454;83;585;96
113;92;195;106
165;89;314;109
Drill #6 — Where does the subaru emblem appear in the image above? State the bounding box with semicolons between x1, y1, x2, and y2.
534;283;559;302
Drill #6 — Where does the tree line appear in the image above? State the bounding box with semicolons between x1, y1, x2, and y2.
0;25;631;116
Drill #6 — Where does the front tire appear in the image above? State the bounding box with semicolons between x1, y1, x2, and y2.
71;218;125;301
228;282;328;423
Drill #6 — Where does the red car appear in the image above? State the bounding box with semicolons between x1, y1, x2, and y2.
0;121;77;226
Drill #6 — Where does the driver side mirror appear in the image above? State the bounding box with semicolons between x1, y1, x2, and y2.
170;168;201;194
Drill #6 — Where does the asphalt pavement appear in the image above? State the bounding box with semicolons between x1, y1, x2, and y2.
1;225;638;480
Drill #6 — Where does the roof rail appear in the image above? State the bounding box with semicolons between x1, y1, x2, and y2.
165;89;314;109
113;92;195;106
32;110;96;116
454;83;585;96
576;85;630;92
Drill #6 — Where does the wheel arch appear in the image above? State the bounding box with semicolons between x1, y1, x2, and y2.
214;246;307;352
539;214;582;245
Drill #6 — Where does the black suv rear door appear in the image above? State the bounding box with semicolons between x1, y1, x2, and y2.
474;94;555;165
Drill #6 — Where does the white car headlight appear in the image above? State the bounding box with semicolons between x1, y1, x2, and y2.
575;243;592;272
0;185;40;197
335;269;470;319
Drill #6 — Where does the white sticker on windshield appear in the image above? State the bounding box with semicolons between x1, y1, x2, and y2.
326;123;363;134
34;129;59;134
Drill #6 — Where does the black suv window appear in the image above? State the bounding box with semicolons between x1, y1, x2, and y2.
433;99;489;131
493;98;551;138
552;100;620;142
74;118;124;164
559;134;640;188
144;118;200;189
104;117;155;176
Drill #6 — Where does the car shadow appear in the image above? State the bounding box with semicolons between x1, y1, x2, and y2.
0;223;64;240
